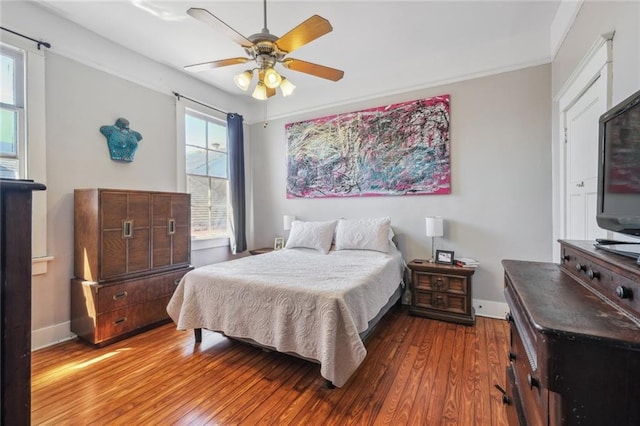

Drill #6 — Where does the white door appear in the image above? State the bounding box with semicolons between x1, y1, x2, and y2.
564;76;607;240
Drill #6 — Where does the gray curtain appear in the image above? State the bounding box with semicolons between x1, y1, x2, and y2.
227;113;247;254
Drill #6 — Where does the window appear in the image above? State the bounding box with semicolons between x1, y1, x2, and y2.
0;35;48;263
0;44;25;179
185;109;229;239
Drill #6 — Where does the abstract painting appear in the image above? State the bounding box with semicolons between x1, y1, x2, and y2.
286;95;450;198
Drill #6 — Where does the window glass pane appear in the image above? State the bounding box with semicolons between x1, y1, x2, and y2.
208;151;228;178
0;158;18;179
185;114;206;148
210;178;228;234
207;121;227;152
0;53;15;105
187;175;211;238
185;145;207;175
0;108;17;156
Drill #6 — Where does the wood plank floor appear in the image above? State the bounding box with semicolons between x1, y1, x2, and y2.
31;309;510;425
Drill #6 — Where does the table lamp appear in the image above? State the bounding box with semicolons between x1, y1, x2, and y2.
425;216;444;262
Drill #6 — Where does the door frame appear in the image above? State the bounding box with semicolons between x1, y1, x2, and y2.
552;33;613;261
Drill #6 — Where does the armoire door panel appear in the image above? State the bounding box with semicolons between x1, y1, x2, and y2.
173;229;190;264
128;194;150;226
101;230;127;279
128;229;151;273
152;195;171;225
152;229;171;268
172;196;190;225
101;193;127;230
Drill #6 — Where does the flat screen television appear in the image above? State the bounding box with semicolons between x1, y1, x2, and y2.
596;88;640;258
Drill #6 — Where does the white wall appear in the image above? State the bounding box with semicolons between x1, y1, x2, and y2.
249;64;553;314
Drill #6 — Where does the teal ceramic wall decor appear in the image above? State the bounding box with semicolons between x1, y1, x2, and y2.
100;118;143;162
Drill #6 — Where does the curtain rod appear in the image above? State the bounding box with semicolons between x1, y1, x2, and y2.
0;27;51;50
173;92;228;116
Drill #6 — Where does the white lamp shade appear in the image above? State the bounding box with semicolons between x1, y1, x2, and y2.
425;216;444;237
283;215;296;231
279;77;296;96
252;82;268;100
264;68;282;89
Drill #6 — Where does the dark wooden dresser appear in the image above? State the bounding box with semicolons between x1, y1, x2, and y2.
0;179;46;425
502;240;640;425
71;188;193;346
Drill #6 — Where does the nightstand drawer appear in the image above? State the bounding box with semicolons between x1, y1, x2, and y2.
414;290;468;314
414;272;468;294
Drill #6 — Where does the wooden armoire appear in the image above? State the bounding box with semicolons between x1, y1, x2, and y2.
71;188;193;346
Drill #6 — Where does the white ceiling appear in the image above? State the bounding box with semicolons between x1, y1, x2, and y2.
35;0;561;117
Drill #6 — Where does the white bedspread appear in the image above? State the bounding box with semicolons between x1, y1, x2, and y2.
167;245;404;387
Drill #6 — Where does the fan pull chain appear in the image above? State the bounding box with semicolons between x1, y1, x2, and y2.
263;102;269;128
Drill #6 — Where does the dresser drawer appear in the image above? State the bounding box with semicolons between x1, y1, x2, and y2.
96;305;143;342
96;280;145;312
145;269;185;299
509;321;547;426
561;244;640;319
143;294;173;325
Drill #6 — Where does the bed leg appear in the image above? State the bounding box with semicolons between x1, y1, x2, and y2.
326;380;336;389
194;328;202;343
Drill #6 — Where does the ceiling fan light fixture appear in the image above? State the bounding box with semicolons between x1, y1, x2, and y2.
279;77;296;97
233;70;254;91
252;82;268;100
263;68;282;89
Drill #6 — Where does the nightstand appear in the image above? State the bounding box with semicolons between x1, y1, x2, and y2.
249;247;274;255
407;259;475;325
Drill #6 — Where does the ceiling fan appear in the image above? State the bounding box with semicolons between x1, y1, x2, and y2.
184;0;344;100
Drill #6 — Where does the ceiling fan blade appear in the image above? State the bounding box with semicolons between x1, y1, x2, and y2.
184;57;250;73
283;58;344;81
187;7;254;48
275;15;333;54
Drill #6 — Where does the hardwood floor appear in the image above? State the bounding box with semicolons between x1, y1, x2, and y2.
31;309;510;425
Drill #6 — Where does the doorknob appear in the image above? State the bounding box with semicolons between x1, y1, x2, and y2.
576;181;585;187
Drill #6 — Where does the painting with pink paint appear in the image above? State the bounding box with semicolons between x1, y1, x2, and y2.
285;95;451;198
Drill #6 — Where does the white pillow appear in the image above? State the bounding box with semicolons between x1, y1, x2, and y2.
334;217;391;253
285;220;337;254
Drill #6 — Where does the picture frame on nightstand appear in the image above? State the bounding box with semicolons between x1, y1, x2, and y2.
274;237;285;250
435;249;454;264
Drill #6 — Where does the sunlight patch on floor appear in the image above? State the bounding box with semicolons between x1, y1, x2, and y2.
36;348;132;386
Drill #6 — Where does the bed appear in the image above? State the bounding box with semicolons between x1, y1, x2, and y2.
166;217;405;388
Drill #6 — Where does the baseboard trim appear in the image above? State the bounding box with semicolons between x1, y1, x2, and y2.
32;322;76;351
473;299;509;320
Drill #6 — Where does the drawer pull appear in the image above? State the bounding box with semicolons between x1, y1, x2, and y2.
506;313;513;323
616;286;633;299
494;384;511;405
113;317;127;325
508;351;517;361
434;296;444;306
575;263;586;272
174;279;181;286
527;374;540;390
168;218;176;235
113;291;128;301
587;269;600;280
434;279;444;289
